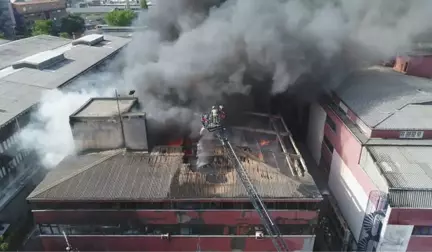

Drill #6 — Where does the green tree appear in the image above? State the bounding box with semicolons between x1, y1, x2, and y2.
140;0;148;9
105;9;136;26
0;236;8;252
60;14;85;36
32;20;53;36
59;32;69;38
0;32;5;39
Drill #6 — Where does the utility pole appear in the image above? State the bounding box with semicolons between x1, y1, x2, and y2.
115;89;126;148
63;231;79;252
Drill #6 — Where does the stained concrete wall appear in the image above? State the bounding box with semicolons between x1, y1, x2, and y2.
71;114;148;152
123;114;148;151
71;119;124;152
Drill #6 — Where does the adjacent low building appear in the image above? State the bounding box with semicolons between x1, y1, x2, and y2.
0;34;130;249
27;98;323;251
12;0;67;24
307;66;432;251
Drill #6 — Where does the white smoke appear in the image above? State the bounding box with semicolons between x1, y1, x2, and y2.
18;0;432;168
17;87;115;168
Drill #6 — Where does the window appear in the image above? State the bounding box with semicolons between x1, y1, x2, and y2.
338;102;348;114
180;227;192;235
403;62;409;72
400;131;424;139
323;136;334;153
326;115;337;132
33;201;320;211
412;226;432;235
50;224;61;235
39;224;52;235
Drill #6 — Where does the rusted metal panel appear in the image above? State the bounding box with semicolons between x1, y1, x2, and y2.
40;235;313;251
33;210;319;225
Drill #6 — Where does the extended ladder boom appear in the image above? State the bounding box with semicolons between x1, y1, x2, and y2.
221;138;289;252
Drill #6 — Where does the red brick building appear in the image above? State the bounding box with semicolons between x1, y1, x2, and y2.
27;98;322;251
307;66;432;251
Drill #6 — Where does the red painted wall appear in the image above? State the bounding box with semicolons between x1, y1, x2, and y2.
407;236;432;252
371;130;432;139
323;106;376;194
40;235;312;251
386;209;432;252
33;210;318;225
394;55;432;78
388;208;432;226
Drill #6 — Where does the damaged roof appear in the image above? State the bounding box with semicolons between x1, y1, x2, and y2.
335;66;432;130
27;146;321;201
367;145;432;208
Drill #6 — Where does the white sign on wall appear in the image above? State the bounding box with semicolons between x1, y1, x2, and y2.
399;131;424;139
377;225;414;252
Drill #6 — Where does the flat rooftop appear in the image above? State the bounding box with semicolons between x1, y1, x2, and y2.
367;145;432;208
0;39;10;46
335;66;432;130
0;35;131;127
71;97;138;118
28;112;321;201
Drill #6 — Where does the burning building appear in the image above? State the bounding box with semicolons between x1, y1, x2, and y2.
27;96;322;251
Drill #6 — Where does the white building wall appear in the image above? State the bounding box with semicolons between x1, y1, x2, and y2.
329;151;369;240
378;224;413;252
306;102;326;165
301;236;316;252
360;147;389;193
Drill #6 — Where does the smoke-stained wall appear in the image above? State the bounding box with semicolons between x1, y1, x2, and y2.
123;114;149;151
70;113;149;153
306;102;326;164
70;119;124;152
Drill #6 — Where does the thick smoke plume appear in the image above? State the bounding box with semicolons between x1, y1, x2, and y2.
19;0;432;167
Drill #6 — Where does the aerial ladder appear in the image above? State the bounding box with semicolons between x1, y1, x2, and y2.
201;106;290;252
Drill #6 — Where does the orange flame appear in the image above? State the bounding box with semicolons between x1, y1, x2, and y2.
167;138;184;146
258;153;264;160
259;140;270;146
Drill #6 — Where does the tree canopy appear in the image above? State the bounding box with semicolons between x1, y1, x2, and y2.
32;20;53;36
60;14;85;35
140;0;148;9
105;9;136;26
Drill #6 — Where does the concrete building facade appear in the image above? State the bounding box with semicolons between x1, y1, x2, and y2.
307;66;432;251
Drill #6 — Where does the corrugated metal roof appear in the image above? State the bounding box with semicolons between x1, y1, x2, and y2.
368;145;432;208
388;190;432;208
375;104;432;130
0;35;70;70
28;146;321;201
0;35;131;127
0;39;10;45
335;66;432;129
365;138;432;146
